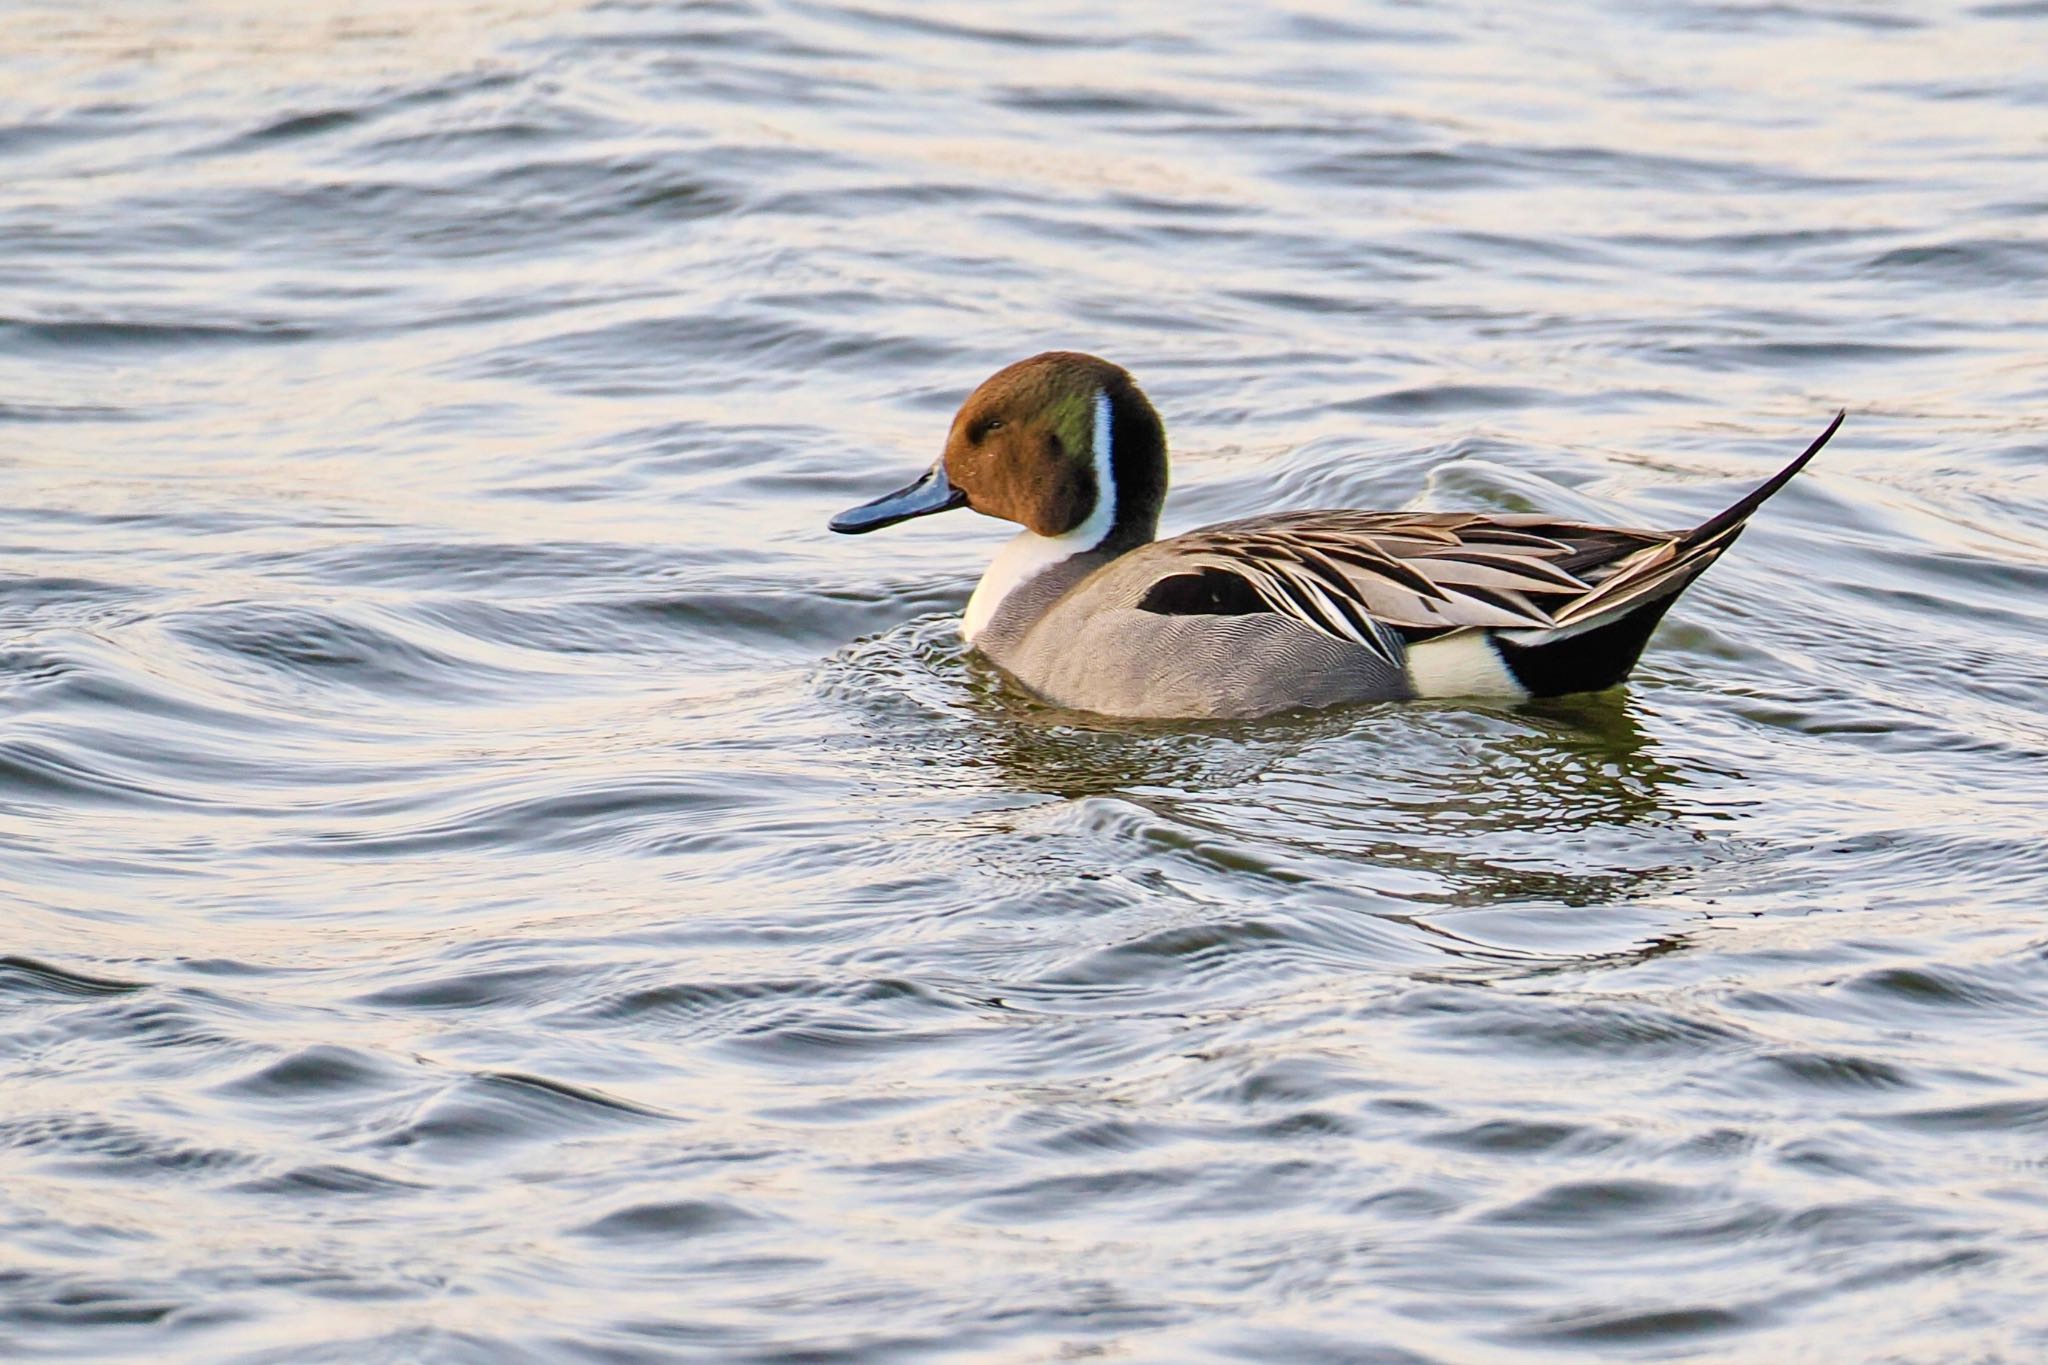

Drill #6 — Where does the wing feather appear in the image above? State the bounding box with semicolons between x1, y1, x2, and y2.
1135;509;1682;649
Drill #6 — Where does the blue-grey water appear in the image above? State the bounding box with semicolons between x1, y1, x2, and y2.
5;1;2048;1360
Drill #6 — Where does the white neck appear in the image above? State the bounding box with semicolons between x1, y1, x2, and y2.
962;388;1116;645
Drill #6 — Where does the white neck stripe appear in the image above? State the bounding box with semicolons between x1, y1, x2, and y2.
962;387;1117;644
1071;387;1118;550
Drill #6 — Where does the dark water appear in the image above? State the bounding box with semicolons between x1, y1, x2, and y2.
6;0;2048;1359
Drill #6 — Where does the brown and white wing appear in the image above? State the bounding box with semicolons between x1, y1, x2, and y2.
1136;510;1692;665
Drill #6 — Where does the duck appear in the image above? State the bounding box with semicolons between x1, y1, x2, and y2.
831;351;1841;720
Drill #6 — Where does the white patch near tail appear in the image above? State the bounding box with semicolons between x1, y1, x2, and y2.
962;389;1117;644
1406;632;1527;699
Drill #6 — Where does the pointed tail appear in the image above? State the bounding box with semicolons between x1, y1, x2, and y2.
1680;409;1844;552
1536;409;1845;637
1495;412;1844;693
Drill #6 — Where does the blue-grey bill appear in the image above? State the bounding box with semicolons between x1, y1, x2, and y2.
829;464;968;534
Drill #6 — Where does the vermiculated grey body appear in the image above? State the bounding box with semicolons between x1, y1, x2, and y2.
973;540;1410;718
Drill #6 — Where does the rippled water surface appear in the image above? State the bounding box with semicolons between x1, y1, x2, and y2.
6;1;2048;1359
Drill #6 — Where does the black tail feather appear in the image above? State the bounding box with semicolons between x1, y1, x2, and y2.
1680;410;1843;551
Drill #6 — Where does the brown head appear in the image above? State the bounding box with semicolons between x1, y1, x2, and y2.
830;351;1168;551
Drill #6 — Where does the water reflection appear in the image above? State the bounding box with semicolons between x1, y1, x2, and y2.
857;618;1718;974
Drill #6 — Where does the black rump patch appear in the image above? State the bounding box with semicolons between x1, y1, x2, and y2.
1138;569;1267;617
1495;594;1681;696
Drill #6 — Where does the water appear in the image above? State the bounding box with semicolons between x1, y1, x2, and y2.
4;0;2047;1358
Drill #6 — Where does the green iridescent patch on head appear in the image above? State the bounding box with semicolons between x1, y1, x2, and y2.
1041;387;1096;466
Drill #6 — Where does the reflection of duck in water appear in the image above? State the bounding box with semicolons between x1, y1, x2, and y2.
963;679;1692;890
952;669;1365;801
947;712;1693;956
834;352;1839;720
1210;691;1696;888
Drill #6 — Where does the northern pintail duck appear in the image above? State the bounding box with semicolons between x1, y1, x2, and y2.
832;352;1840;720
